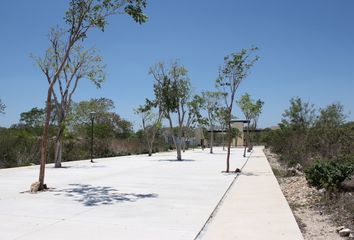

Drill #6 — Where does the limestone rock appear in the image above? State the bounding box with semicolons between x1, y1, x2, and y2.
338;228;351;237
295;163;303;172
287;167;303;176
287;167;297;176
336;226;345;233
30;181;40;193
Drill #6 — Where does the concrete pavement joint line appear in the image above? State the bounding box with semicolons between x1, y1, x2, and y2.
13;207;95;240
13;218;65;240
11;199;96;240
194;150;253;240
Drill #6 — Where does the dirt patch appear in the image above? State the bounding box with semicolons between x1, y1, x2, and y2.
264;148;346;240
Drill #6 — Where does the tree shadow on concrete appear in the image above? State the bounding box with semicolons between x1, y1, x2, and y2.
52;184;158;207
50;165;106;169
156;159;195;162
241;171;259;176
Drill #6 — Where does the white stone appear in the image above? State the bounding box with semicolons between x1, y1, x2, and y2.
339;228;351;237
30;181;40;193
336;226;345;232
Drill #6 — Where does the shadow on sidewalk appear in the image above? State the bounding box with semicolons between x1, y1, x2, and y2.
156;159;195;162
51;184;158;207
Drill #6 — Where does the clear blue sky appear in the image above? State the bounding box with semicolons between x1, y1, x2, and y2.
0;0;353;128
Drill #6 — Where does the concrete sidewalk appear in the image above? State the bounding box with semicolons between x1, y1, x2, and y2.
0;147;303;239
199;146;304;240
0;147;246;240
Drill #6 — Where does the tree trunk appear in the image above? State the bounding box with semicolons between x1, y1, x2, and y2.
145;128;154;157
147;132;153;157
243;121;250;157
222;128;225;151
167;115;183;161
38;88;53;190
54;139;62;168
182;136;186;153
210;125;214;154
226;122;232;172
54;122;64;168
176;136;182;161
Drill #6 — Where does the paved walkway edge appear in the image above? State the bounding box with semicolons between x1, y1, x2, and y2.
197;146;304;240
194;148;253;240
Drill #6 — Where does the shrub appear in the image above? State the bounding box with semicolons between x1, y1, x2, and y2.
305;161;354;191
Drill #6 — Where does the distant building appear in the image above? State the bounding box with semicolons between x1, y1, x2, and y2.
231;119;250;147
204;119;250;147
162;119;257;149
269;125;281;130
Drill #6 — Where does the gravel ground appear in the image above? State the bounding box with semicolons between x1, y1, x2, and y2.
264;148;343;240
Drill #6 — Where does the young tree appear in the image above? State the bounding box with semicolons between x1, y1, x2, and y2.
280;97;316;164
148;61;193;160
135;103;162;156
35;41;106;168
216;107;228;151
202;91;222;154
310;103;347;159
34;0;148;190
216;48;259;172
238;93;264;156
282;97;316;130
182;94;205;152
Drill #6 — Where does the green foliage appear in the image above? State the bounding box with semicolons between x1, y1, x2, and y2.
263;98;354;193
186;94;205;127
149;61;191;117
215;48;259;137
65;0;148;38
0;126;42;168
20;107;46;127
0;98;160;168
216;48;259;101
307;103;348;159
238;93;264;122
71;98;114;125
215;48;259;170
148;61;196;159
305;161;354;191
282;97;316;130
201;91;223;127
263;98;316;166
238;93;264;147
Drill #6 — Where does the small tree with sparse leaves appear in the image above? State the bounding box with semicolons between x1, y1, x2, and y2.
216;48;259;172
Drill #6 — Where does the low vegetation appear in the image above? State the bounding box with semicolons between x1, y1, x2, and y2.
263;97;354;236
0;98;168;169
262;97;354;191
305;161;354;191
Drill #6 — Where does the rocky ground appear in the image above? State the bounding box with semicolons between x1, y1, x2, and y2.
264;148;353;240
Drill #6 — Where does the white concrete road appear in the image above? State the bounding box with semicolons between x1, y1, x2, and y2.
0;147;303;240
0;147;247;240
